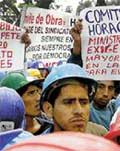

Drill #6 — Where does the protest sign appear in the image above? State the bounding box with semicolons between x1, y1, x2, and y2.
80;6;120;80
21;7;77;67
0;20;25;71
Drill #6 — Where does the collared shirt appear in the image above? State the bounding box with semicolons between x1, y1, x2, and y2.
90;100;118;130
41;122;107;136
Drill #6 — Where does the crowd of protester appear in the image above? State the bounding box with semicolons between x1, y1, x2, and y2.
0;12;120;150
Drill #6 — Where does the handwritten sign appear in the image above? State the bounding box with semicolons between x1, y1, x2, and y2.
21;7;77;67
0;20;25;71
80;6;120;80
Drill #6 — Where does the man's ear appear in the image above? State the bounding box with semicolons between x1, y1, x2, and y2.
42;101;53;118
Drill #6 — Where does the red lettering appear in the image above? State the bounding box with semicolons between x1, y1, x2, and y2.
24;13;34;24
46;14;65;25
45;62;57;67
0;60;5;68
0;32;20;39
0;22;20;31
0;50;13;58
87;45;118;54
111;69;120;75
0;41;8;48
35;14;44;24
87;69;107;76
0;59;12;68
86;63;99;69
7;59;12;68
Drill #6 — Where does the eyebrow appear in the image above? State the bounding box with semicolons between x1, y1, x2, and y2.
27;89;41;94
98;83;114;87
63;97;89;102
63;98;76;101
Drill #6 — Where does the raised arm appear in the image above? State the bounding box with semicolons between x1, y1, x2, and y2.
70;19;82;55
67;19;83;67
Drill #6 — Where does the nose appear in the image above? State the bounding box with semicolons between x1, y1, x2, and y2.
72;100;83;115
35;91;41;101
103;87;109;97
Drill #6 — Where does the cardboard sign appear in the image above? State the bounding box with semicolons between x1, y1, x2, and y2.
21;7;77;67
0;20;25;71
80;6;120;80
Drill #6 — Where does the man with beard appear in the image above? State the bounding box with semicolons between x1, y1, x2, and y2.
40;63;107;136
67;20;119;130
20;20;114;131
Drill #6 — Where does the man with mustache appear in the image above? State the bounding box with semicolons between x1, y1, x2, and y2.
67;20;120;130
40;63;107;136
20;20;110;133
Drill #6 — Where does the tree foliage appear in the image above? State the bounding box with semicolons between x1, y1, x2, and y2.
0;0;20;24
96;0;106;6
0;0;120;25
35;0;53;9
0;0;53;25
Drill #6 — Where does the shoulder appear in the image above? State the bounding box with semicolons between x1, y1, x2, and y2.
19;130;33;137
108;99;119;113
4;130;33;149
86;122;108;136
10;130;33;143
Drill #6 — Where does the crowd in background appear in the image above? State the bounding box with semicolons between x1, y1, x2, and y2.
0;1;120;150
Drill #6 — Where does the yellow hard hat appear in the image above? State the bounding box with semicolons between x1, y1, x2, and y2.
27;69;43;80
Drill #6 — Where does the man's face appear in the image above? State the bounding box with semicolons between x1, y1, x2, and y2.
51;82;89;132
22;85;42;116
40;69;49;78
94;81;115;108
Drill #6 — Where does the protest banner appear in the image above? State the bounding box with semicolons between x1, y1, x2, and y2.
80;6;120;80
0;19;25;71
20;7;77;67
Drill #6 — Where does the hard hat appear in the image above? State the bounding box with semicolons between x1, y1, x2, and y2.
57;60;66;66
27;60;39;69
0;71;6;82
41;63;97;105
104;106;120;144
6;132;120;151
27;69;43;80
27;60;45;69
27;59;34;68
0;87;25;130
0;72;29;90
0;72;43;91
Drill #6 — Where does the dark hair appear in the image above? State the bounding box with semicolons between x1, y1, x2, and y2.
114;81;120;94
17;82;43;96
47;86;62;106
40;86;62;111
47;84;94;105
17;85;29;96
41;78;97;109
